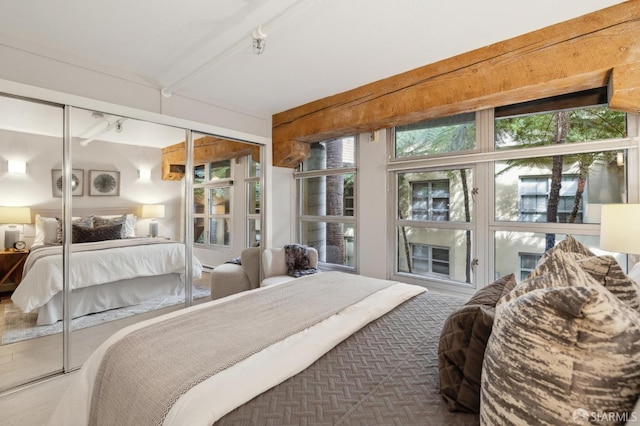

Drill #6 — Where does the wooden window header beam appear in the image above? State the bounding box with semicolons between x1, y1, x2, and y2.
272;1;640;168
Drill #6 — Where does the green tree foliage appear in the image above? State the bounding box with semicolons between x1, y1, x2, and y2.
496;106;625;250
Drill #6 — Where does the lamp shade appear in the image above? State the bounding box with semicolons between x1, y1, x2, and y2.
0;207;32;224
600;204;640;255
141;204;165;219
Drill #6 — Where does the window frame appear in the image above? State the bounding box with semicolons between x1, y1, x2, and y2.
296;136;358;272
387;93;639;295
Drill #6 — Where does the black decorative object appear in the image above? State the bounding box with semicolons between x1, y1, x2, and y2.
51;169;84;197
89;170;120;196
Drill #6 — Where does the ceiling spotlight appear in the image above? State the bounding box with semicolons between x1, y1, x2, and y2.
252;26;267;55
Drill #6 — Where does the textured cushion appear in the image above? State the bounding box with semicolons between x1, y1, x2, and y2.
534;235;640;311
57;216;94;243
538;234;595;265
94;214;136;238
575;255;640;311
481;250;640;425
72;223;123;243
438;274;516;413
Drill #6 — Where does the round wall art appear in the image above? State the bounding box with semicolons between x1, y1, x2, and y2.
51;169;84;197
89;170;120;196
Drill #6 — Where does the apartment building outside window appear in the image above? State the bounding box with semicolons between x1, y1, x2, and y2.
411;243;450;277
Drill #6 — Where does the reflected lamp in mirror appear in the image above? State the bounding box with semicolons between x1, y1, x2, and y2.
600;204;640;259
138;169;151;180
7;160;26;174
141;204;165;238
0;206;32;249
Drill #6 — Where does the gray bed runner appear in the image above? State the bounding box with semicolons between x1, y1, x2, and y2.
215;291;480;426
89;272;393;426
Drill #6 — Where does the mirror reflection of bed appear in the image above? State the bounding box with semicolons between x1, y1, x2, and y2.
0;96;263;392
12;208;203;327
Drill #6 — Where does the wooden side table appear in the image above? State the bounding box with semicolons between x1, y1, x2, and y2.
0;250;29;291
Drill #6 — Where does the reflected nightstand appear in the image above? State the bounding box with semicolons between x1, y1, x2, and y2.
0;250;29;293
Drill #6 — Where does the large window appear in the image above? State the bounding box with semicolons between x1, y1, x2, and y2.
298;137;357;270
395;112;476;158
390;87;636;293
396;168;474;286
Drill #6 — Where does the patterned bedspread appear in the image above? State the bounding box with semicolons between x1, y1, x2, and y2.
216;291;480;426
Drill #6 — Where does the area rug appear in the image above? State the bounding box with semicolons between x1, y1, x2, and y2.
1;284;211;345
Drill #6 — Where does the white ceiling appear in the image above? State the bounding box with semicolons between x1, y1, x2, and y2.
0;0;625;119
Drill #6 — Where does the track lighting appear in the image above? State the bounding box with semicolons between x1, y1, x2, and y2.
252;26;267;55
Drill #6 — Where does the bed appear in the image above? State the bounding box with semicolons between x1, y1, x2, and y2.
11;210;203;325
49;271;479;426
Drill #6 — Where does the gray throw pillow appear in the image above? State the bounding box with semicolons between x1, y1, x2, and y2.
481;251;640;425
438;274;516;413
72;223;123;243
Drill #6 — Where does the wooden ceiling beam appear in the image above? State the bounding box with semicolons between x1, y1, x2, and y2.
609;61;640;114
272;1;640;168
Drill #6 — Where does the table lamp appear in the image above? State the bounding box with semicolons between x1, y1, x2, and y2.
141;204;165;238
0;206;32;250
600;204;640;266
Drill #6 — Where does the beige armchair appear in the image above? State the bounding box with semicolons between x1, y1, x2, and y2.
209;247;261;300
261;246;319;287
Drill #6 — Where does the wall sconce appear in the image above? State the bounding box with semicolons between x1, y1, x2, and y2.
8;160;26;174
139;169;151;180
0;206;32;249
141;204;165;237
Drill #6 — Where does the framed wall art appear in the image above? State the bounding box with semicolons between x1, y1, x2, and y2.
51;169;84;197
89;170;120;196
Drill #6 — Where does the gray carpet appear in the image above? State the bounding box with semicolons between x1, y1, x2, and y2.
2;284;211;345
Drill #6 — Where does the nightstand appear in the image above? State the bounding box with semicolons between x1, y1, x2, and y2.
0;250;29;292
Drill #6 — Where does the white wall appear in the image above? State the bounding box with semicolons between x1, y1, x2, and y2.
357;131;389;279
270;166;296;248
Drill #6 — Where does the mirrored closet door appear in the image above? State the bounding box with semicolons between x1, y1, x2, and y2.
0;94;64;391
0;94;265;391
67;107;194;369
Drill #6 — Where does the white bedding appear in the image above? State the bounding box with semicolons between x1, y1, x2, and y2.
12;239;202;315
49;278;425;426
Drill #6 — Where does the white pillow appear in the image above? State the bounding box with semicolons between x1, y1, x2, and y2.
34;214;59;246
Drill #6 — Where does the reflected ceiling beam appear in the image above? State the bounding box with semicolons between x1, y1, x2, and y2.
160;0;321;98
77;117;128;147
161;136;261;180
